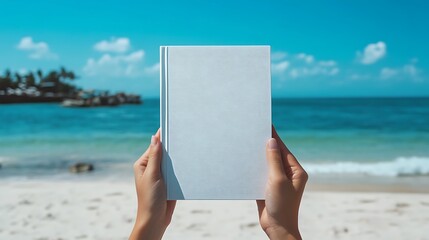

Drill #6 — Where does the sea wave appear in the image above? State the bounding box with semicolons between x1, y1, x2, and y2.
304;156;429;177
0;156;12;163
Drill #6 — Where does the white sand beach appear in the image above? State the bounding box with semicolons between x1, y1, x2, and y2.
1;179;428;240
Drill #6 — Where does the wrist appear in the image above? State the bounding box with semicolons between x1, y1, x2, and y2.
130;215;165;240
265;225;301;240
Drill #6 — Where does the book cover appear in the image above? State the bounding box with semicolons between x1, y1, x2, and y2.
160;46;271;200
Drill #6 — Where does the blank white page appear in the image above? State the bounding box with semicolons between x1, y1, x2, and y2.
161;46;271;200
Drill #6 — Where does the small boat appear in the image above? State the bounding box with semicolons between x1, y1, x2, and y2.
61;99;89;107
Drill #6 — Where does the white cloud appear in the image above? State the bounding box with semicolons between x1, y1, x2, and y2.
271;61;290;75
329;67;340;75
318;60;337;67
94;37;130;53
289;65;339;78
271;51;339;79
83;50;145;77
380;68;398;79
403;64;418;77
296;53;314;64
357;41;386;64
380;59;421;81
143;63;160;75
84;38;150;77
17;37;57;59
271;51;288;61
349;73;371;80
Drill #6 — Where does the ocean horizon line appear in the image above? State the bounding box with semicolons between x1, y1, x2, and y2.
140;96;429;100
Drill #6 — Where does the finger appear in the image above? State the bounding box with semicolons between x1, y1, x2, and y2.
272;125;292;156
272;126;308;188
272;126;304;170
266;138;286;181
155;128;160;138
133;146;151;176
137;146;151;166
146;134;162;177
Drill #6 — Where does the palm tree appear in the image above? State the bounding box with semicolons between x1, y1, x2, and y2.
0;69;13;90
57;67;78;95
46;70;59;87
26;72;36;87
14;73;23;88
1;68;80;96
4;69;12;82
59;67;77;81
60;67;68;80
36;69;44;85
67;71;76;80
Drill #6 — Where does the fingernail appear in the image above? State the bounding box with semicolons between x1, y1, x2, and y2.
268;138;278;149
151;135;157;145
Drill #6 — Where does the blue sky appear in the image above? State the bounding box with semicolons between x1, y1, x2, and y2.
1;0;428;97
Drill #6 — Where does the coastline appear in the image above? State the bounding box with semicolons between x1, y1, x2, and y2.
307;174;429;193
308;182;429;194
0;95;63;104
1;179;428;240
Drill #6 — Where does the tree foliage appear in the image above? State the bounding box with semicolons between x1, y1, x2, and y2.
0;67;78;95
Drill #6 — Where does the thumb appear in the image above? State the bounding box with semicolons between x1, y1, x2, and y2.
266;138;286;182
146;134;162;177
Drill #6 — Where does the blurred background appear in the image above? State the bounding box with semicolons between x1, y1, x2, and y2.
1;1;428;239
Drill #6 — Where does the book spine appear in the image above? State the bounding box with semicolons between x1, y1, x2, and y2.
160;46;169;199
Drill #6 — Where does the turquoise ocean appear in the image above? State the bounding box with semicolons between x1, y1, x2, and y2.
1;98;429;181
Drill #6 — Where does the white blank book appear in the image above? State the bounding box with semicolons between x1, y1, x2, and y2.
160;46;271;200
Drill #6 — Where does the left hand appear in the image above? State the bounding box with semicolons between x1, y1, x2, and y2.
129;129;176;240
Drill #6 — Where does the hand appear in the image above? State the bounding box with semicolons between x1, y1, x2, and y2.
130;129;176;240
257;126;308;240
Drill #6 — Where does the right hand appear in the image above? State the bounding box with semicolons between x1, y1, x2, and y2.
256;126;308;240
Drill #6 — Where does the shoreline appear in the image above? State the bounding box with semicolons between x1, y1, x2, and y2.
1;174;429;194
307;182;429;194
307;174;429;193
0;95;63;104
